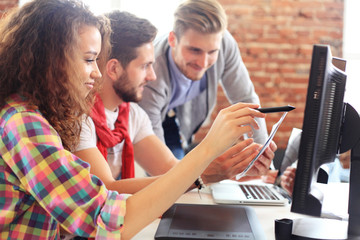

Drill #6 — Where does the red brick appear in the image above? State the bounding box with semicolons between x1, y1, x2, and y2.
195;0;344;150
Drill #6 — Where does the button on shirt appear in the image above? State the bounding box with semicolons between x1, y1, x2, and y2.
0;94;129;239
167;48;207;111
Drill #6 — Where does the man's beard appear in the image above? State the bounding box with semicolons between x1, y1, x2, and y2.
112;71;140;103
180;63;205;81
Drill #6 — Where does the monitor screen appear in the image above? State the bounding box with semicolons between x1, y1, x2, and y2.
291;44;347;216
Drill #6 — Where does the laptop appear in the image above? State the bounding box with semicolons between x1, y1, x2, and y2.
211;180;290;206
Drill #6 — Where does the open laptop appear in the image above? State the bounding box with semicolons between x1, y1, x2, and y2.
211;180;290;206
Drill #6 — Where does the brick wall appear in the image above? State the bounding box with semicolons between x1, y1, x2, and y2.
1;0;344;150
194;0;344;149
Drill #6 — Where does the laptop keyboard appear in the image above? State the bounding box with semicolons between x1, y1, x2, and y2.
239;184;280;200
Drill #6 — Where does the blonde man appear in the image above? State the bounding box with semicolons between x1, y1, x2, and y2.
139;0;271;159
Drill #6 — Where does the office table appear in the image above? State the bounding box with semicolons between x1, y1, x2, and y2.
132;186;303;240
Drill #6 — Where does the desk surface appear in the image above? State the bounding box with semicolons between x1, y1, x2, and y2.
132;186;303;240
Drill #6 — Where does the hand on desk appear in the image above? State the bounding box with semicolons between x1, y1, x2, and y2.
262;166;296;196
261;169;279;184
201;140;277;184
279;167;296;196
276;149;351;196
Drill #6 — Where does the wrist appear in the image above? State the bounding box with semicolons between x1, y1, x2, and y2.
194;175;206;190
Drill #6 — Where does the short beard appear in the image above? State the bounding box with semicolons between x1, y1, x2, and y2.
112;71;139;103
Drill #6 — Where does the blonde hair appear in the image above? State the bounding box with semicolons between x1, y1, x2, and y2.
173;0;227;39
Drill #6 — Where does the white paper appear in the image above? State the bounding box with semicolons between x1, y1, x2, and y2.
235;112;288;180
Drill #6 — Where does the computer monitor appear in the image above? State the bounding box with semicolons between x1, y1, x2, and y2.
291;44;360;238
291;44;346;216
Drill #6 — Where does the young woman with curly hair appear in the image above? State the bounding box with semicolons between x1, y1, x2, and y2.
0;0;265;239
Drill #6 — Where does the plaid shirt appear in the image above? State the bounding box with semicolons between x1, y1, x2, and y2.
0;94;129;239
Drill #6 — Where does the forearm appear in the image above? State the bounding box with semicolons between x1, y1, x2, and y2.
134;135;180;176
122;102;265;239
106;176;159;194
139;85;167;142
122;141;214;239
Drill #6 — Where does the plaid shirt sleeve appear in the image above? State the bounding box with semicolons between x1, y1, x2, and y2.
0;97;129;239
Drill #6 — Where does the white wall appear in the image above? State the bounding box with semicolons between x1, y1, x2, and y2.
83;0;181;37
343;0;360;113
19;0;181;36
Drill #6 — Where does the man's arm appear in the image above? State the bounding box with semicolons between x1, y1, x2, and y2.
74;148;159;194
139;37;172;142
135;133;276;186
218;30;268;144
75;121;275;194
74;112;159;194
133;134;178;176
201;140;277;184
139;83;168;142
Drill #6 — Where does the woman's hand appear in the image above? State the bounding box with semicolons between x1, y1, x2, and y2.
202;102;265;158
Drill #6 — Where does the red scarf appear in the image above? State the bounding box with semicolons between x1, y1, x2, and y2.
90;94;135;179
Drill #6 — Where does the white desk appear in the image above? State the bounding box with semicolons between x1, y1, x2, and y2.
132;187;303;240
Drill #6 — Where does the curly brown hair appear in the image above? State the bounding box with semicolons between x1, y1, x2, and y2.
0;0;111;151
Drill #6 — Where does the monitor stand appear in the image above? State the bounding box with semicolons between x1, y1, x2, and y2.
291;181;349;240
340;103;360;237
291;103;360;240
292;217;348;240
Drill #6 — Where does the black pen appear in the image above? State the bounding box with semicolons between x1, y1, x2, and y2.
256;105;295;113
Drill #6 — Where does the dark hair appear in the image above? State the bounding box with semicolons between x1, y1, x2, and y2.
0;0;111;150
105;11;158;68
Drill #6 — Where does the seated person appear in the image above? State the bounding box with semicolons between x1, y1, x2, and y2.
263;128;350;196
279;150;351;196
73;11;277;195
0;1;267;239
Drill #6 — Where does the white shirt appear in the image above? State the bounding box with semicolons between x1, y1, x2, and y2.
76;102;154;179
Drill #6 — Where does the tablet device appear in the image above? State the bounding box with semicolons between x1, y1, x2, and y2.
155;203;266;240
236;112;288;180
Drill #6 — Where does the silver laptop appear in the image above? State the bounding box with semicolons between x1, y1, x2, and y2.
211;180;289;206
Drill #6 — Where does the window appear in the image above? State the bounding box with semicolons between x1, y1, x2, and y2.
343;0;360;112
100;0;182;37
19;0;181;37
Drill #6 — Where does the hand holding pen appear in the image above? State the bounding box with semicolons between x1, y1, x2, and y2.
235;105;295;180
